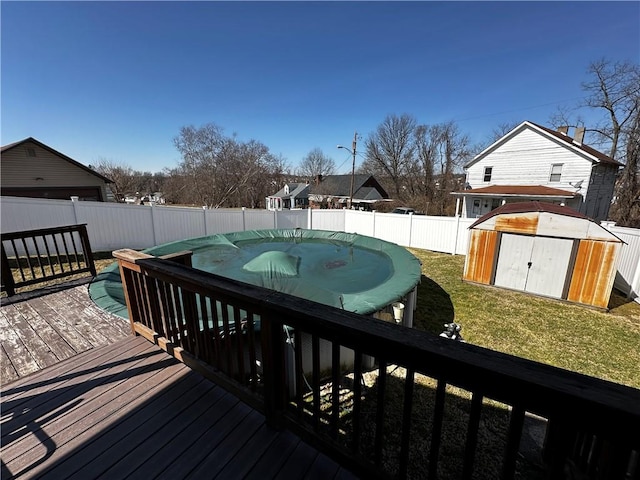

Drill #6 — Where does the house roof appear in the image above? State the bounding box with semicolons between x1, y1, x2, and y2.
453;185;578;198
270;183;309;199
468;200;590;229
1;137;114;183
465;121;623;169
309;174;389;200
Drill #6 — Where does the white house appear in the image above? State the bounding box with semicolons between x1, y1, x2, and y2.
452;121;622;222
266;183;310;211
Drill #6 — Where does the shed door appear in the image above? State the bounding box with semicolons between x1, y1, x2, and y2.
494;234;535;291
493;234;573;299
525;236;574;298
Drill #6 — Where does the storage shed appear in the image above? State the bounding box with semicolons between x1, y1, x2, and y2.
463;201;623;308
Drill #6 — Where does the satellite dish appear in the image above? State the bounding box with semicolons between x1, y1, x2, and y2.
570;180;583;189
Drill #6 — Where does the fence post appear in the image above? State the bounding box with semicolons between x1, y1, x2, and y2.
452;214;461;255
408;212;413;247
372;210;376;238
71;196;79;224
242;207;247;231
150;204;158;246
203;206;208;236
308;207;312;230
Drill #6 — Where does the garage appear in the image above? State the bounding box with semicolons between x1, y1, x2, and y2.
463;201;623;308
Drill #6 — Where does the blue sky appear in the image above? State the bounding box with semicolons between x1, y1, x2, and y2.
2;1;639;174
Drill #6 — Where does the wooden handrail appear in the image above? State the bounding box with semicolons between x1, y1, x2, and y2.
1;224;96;296
114;248;640;479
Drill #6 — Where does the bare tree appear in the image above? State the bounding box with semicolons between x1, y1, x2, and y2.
172;123;289;208
93;158;137;202
610;105;640;226
362;114;417;198
297;148;335;179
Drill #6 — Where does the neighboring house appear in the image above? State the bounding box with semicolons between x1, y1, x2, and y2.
452;121;622;222
308;174;390;210
266;182;310;211
1;137;113;202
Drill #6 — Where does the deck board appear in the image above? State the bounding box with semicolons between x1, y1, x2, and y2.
1;335;357;479
0;284;130;384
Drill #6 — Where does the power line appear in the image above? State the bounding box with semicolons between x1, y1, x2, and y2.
453;96;588;123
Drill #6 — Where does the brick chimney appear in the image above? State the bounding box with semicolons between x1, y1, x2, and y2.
315;174;323;185
557;126;569;135
574;127;585;145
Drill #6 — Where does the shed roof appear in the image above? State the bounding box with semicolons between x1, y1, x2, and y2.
468;201;624;243
1;137;114;183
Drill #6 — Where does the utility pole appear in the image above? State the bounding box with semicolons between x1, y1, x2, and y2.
349;131;357;209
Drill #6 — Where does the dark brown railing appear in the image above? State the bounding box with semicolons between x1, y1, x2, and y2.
114;248;640;480
1;224;96;296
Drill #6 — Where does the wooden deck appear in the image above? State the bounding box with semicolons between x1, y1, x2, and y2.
0;282;357;479
0;280;130;384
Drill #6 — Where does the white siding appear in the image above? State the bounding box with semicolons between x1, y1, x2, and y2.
466;128;594;192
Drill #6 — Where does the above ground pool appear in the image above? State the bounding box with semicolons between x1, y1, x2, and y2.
89;229;422;320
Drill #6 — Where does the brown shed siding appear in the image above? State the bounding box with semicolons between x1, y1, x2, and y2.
567;240;619;308
494;213;539;235
463;229;498;284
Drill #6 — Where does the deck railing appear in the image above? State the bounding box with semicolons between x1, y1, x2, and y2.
1;224;96;296
114;248;640;480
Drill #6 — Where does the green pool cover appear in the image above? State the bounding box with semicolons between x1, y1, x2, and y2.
90;229;422;319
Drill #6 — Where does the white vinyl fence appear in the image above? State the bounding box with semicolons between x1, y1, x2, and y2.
2;195;638;301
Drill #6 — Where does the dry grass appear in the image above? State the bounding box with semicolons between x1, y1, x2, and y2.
409;249;640;389
2;255;116;297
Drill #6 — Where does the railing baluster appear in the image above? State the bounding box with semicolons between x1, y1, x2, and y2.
501;405;525;479
8;240;26;283
374;358;387;467
211;300;222;369
294;329;304;419
312;334;320;432
68;230;82;270
399;366;415;479
199;295;213;365
331;341;340;440
20;237;36;279
462;392;483;480
31;235;47;278
352;350;363;455
221;302;233;376
233;305;246;382
246;311;258;390
428;379;447;479
42;235;56;277
59;232;74;272
51;234;64;273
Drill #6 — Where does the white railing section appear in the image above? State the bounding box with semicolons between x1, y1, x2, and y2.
1;195;638;301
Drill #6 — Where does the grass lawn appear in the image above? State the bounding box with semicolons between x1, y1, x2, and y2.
409;248;640;390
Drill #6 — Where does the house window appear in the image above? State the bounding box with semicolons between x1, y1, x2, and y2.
550;164;562;182
483;167;492;182
472;198;481;215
